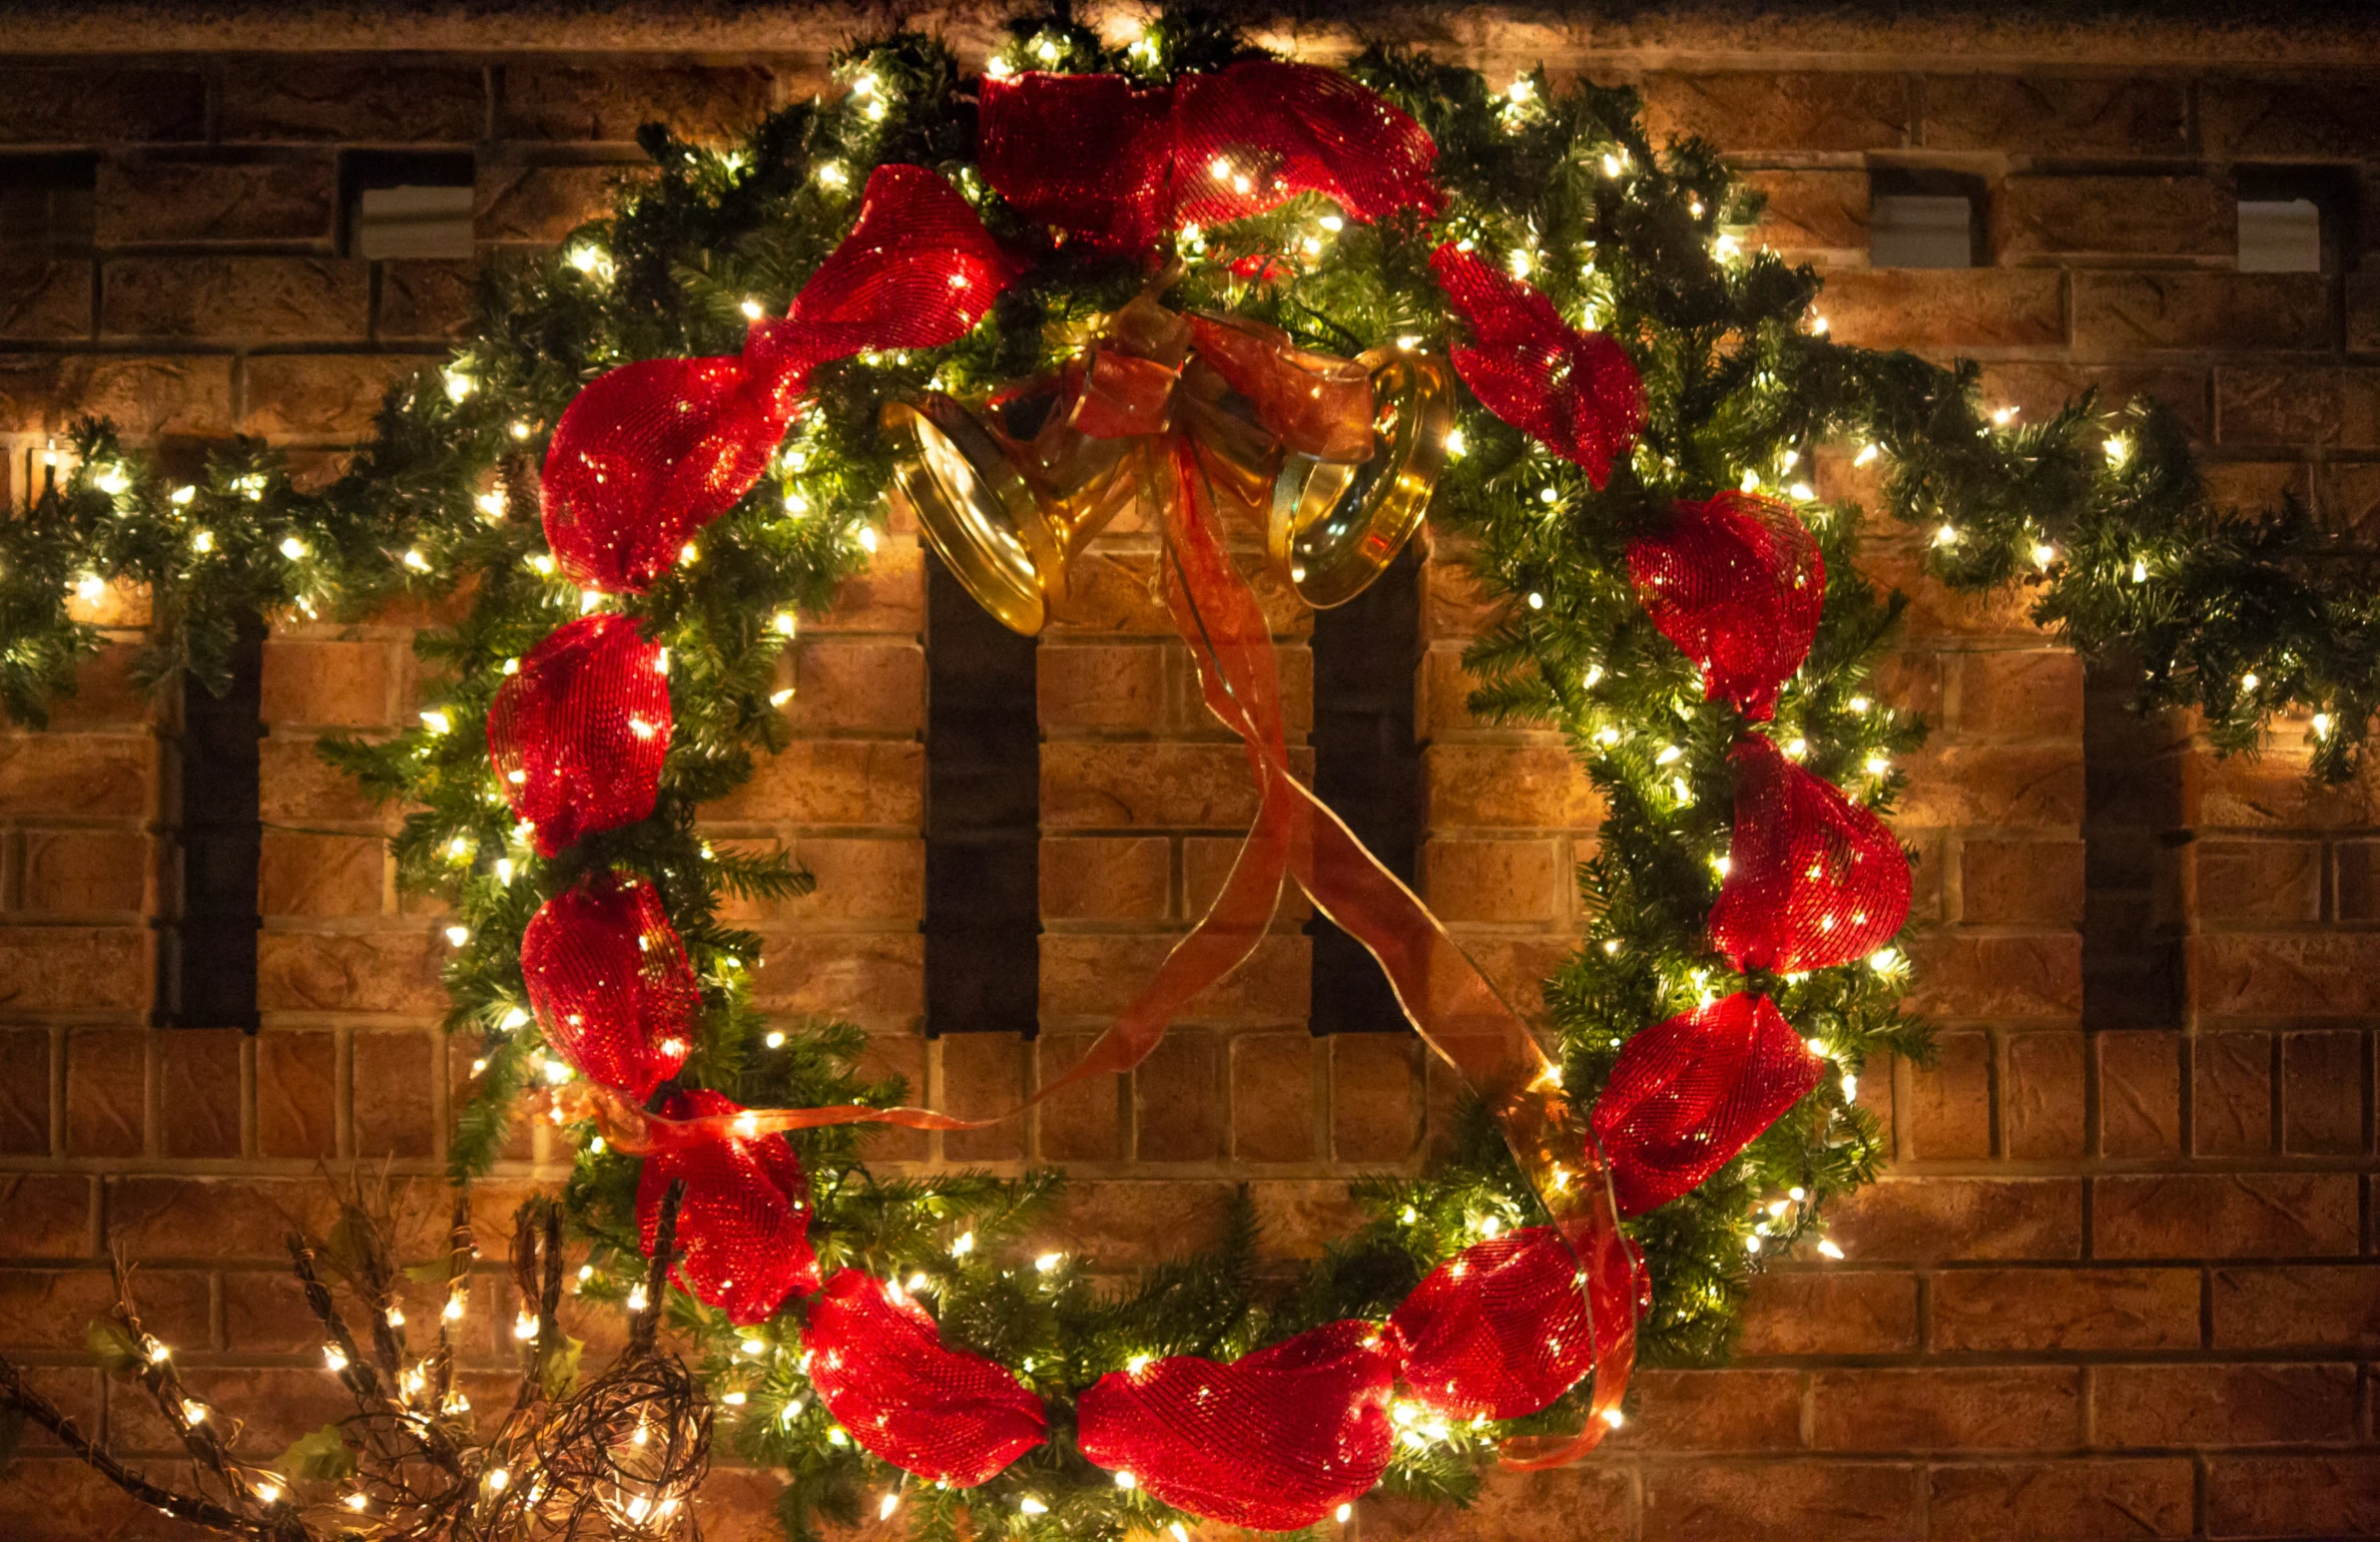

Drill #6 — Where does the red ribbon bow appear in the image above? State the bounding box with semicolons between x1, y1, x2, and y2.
978;61;1444;257
539;165;1018;592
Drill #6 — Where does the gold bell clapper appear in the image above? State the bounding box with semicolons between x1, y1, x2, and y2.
886;288;1455;637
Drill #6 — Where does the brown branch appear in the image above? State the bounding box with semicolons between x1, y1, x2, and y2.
631;1180;685;1359
0;1351;300;1542
432;1192;471;1409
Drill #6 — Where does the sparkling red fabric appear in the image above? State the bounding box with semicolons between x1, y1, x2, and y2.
1387;1227;1624;1420
486;613;670;857
1709;734;1914;975
801;1270;1047;1486
977;63;1442;257
635;1089;820;1325
1590;992;1822;1217
540;165;1014;591
520;870;698;1101
1076;1320;1395;1531
1429;244;1645;487
1626;492;1825;722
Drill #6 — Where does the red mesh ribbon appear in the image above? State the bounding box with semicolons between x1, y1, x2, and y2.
1429;244;1645;487
1387;1226;1638;1420
802;1270;1047;1486
520;870;698;1100
977;62;1442;257
1590;992;1822;1217
1626;492;1825;722
1076;1320;1395;1530
487;613;670;857
540;165;1015;591
1709;734;1913;974
635;1089;819;1325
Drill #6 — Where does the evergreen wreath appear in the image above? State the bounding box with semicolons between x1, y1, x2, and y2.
1;10;2367;1540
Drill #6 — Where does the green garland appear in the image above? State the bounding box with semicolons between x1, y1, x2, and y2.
0;9;2358;1537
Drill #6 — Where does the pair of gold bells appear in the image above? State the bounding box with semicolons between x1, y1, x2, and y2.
885;287;1456;635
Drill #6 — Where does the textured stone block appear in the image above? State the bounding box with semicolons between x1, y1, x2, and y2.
0;261;93;340
0;67;204;142
502;63;776;143
1638;71;1909;152
1923;74;2186;155
2076;271;2330;353
102;256;368;341
1932;1268;2200;1352
1812;1367;2081;1450
1928;1460;2191;1542
220;61;485;142
96;157;338;245
1996;175;2232;260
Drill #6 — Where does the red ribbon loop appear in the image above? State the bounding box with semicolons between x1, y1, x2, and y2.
540;165;1015;592
1430;243;1646;487
978;62;1442;256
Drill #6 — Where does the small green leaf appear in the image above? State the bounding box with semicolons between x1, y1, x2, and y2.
400;1259;451;1284
85;1319;143;1375
275;1424;358;1482
536;1334;584;1399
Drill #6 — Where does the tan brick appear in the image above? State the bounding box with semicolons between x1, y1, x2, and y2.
0;351;236;439
1362;1467;1634;1541
1182;833;1309;923
1040;933;1306;1025
1738;1270;1919;1357
2077;271;2330;352
1984;361;2214;438
1330;1033;1419;1165
1906;1031;1993;1159
251;1031;334;1159
2188;839;2321;923
0;926;147;1014
937;1032;1023;1162
1033;1031;1120;1162
475;162;631;245
1639;71;1908;152
96;157;337;245
1037;642;1164;733
259;638;392;728
850;1028;926;1163
0;1030;52;1154
1952;649;2082;740
1903;931;2080;1023
2098;1030;2181;1158
1813;1367;2081;1451
258;829;384;918
1929;1460;2191;1542
1249;1178;1369;1259
66;1028;150;1162
377;258;477;341
1816;269;2064;350
1420;836;1565;923
1923;74;2186;155
1425;744;1597;828
750;931;919;1029
0;260;92;339
1136;1028;1224;1162
785;639;921;735
1960;838;2083;925
1743;169;1870;254
352;1029;435;1160
1832;1177;2080;1263
243;352;420;440
2004;1031;2085;1160
1934;1268;2200;1352
257;930;448;1016
106;1175;331;1259
823;536;924;634
2210;1266;2380;1351
766;837;919;924
0;737;150;820
712;740;921;826
2281;1030;2365;1155
1230;1030;1314;1162
2201;76;2380;158
20;828;148;914
0;66;204;143
157;1030;241;1160
0;1175;94;1258
2206;1455;2380;1539
1049;1180;1234;1266
1041;742;1269;828
0;1267;207;1351
502;63;776;143
103;256;368;342
2095;1363;2359;1448
1643;1461;1918;1542
2216;366;2380;450
1039;835;1168;921
2096;1173;2357;1260
2193;1030;2274;1156
259;733;384;823
1894;743;2082;828
1611;1368;1801;1452
220;61;485;142
1995;175;2232;260
1420;552;1499;642
2191;931;2380;1020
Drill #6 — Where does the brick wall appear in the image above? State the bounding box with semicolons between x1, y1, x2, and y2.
3;10;2378;1539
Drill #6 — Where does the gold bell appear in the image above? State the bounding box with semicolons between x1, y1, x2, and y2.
884;381;1137;638
1268;347;1455;610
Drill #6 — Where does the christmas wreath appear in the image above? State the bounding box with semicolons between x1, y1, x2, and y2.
4;10;2371;1540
